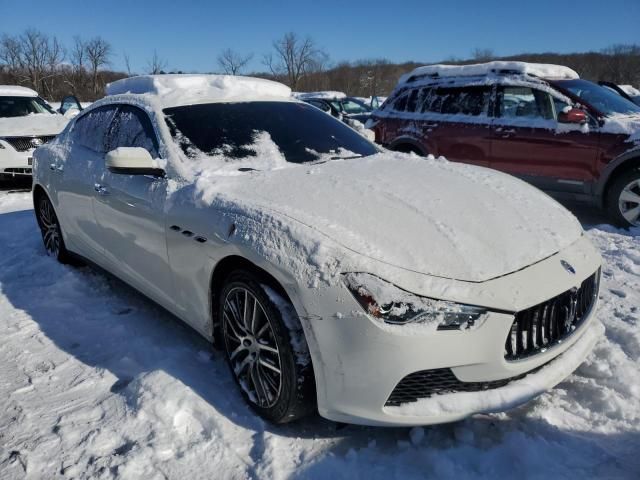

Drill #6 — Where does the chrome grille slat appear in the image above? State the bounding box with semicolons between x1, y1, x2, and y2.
504;269;600;361
1;135;56;152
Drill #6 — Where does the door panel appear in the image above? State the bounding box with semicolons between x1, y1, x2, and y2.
92;104;175;306
55;106;117;260
490;86;599;193
93;173;174;303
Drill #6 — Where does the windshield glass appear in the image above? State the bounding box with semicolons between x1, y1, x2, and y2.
163;101;378;164
0;96;56;117
341;99;371;114
556;79;640;116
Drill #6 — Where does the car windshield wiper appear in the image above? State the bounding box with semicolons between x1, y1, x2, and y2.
329;154;363;160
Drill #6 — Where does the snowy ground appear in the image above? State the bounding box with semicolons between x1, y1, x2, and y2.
0;182;638;479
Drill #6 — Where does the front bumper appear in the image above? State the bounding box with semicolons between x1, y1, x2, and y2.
0;143;33;177
294;236;602;426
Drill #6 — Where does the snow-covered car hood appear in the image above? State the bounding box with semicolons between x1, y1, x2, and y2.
0;113;68;137
198;153;583;283
602;114;640;144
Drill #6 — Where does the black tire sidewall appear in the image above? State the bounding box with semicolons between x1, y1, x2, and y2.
36;193;71;263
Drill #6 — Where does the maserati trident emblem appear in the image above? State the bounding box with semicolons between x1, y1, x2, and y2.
30;137;43;147
560;260;576;274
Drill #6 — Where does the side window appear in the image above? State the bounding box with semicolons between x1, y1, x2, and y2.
499;87;554;120
72;106;118;152
392;91;409;112
308;100;330;113
406;89;420;112
437;87;490;116
105;105;159;157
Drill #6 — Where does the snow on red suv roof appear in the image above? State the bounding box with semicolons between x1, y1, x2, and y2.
399;61;580;84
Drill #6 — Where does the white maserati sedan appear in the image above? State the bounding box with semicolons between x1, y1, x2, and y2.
32;75;603;426
0;85;69;179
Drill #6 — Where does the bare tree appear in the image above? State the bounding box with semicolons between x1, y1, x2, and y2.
471;48;495;62
217;48;253;75
147;50;168;74
263;32;327;90
123;51;132;76
85;37;112;94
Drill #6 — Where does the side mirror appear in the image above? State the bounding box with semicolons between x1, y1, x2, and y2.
105;147;165;177
558;107;587;124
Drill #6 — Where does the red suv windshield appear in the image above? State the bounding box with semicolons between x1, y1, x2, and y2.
555;79;640;116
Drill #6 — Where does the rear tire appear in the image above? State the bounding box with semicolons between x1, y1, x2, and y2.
35;193;74;263
218;270;316;423
606;168;640;228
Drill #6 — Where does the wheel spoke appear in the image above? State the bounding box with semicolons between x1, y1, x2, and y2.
620;189;640;205
258;358;281;374
622;205;640;223
258;343;279;355
229;343;245;361
250;363;269;406
223;310;245;340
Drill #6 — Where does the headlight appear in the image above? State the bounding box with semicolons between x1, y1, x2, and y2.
343;273;487;330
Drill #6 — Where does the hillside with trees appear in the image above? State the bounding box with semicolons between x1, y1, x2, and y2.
1;29;638;102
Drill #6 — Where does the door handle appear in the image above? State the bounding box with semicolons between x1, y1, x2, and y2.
49;163;64;172
94;183;110;195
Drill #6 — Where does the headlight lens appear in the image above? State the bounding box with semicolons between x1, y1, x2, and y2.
343;273;487;330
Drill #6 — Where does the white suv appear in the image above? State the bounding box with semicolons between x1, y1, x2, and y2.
0;85;69;179
32;75;602;426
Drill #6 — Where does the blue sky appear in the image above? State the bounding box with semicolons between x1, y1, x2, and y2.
2;0;638;73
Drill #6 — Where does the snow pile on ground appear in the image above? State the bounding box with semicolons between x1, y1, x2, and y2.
399;61;580;84
0;113;69;136
106;75;292;108
0;190;639;480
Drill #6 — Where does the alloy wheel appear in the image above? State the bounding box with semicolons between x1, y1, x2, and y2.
618;179;640;227
222;286;283;408
39;197;61;257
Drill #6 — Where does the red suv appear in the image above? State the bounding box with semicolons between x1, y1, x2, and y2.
371;62;640;227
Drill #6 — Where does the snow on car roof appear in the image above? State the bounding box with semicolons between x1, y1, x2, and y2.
0;85;38;97
106;74;292;108
619;84;640;97
399;61;580;84
293;91;347;100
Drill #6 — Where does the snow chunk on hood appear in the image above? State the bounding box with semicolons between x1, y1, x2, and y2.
189;150;583;284
0;112;68;137
601;114;640;144
106;74;292;108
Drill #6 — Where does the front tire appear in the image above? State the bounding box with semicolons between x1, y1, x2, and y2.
35;193;73;263
218;270;315;423
606;169;640;228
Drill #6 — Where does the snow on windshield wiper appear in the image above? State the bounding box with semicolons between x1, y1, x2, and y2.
238;167;259;172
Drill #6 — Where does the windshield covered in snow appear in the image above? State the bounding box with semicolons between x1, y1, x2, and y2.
556;79;640;116
163;101;378;164
0;96;56;117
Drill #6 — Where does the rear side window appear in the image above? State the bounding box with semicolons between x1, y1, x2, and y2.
425;87;490;116
392;91;409;112
72;106;118;153
105;105;159;157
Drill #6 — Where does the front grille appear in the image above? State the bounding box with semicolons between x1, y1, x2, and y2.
2;168;32;175
385;368;529;406
1;135;56;152
504;269;600;361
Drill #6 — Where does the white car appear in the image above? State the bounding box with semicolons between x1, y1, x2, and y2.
32;75;603;426
0;86;69;179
